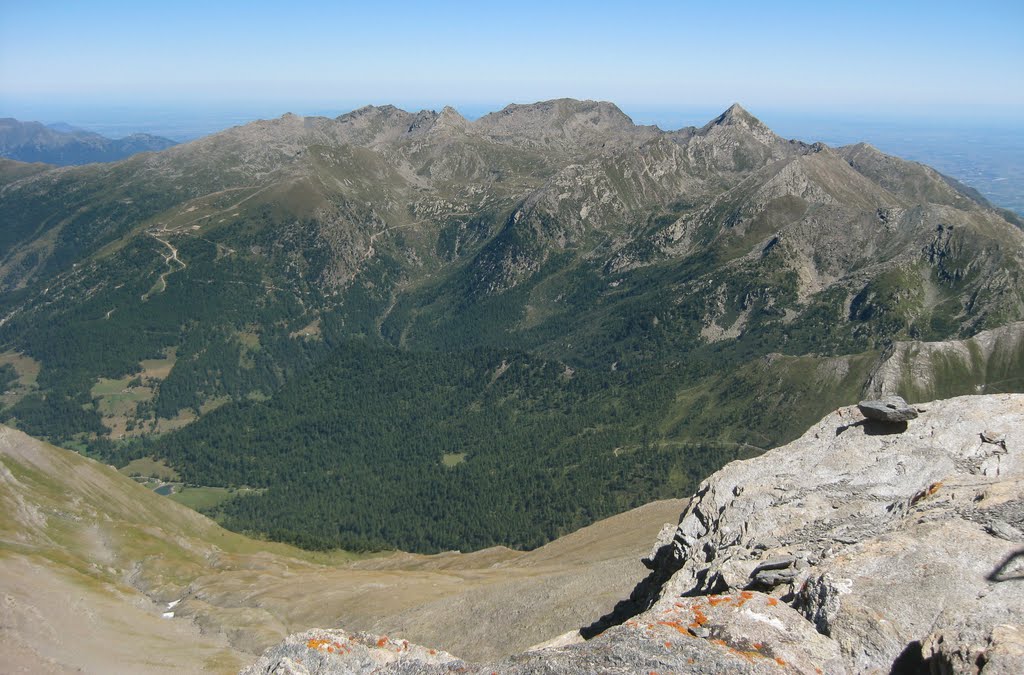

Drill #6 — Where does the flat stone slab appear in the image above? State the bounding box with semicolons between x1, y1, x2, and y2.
857;395;919;422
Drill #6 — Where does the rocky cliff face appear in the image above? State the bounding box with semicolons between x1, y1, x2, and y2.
243;394;1024;674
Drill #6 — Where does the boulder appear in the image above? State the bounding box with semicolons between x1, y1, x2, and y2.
857;394;919;422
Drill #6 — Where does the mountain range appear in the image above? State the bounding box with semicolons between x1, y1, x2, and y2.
0;99;1021;553
0;117;177;166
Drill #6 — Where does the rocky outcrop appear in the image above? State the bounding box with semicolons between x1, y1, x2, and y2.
243;394;1024;673
647;393;1023;673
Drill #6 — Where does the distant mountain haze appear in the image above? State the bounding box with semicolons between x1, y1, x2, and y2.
0;117;177;165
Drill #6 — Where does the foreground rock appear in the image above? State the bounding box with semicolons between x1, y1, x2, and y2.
244;395;1024;673
243;598;839;674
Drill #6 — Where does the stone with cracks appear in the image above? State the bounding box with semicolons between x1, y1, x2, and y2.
857;394;919;422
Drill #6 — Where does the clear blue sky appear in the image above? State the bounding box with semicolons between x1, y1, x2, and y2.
1;0;1022;113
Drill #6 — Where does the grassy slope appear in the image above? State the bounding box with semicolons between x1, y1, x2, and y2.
0;424;687;669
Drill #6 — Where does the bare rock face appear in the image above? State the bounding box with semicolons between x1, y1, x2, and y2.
655;393;1023;672
243;395;1023;674
243;601;837;674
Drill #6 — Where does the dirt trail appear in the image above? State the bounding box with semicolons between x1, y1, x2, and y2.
141;233;186;300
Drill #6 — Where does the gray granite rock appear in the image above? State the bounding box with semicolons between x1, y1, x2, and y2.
857;394;919;422
656;394;1023;672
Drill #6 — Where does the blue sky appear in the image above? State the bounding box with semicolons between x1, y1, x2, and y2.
1;0;1022;114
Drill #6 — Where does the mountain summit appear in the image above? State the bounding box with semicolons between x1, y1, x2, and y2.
707;102;758;125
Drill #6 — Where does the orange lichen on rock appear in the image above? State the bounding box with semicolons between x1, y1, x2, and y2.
911;481;944;506
767;597;778;606
306;639;349;655
708;595;731;607
376;637;388;648
656;620;691;635
704;636;773;663
776;657;788;666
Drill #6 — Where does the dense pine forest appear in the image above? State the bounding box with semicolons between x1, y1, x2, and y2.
137;343;758;551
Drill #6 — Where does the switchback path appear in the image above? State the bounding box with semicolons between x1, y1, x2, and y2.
142;233;186;301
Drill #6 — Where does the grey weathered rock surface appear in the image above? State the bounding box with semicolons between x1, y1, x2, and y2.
243;597;839;674
240;629;463;674
656;393;1023;672
856;394;919;422
244;394;1024;673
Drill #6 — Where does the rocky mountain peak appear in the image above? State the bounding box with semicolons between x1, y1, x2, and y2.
700;102;778;142
407;109;440;133
470;98;654;153
432;105;470;133
480;98;632;126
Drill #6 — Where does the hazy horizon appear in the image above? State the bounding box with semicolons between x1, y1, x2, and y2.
4;97;1023;139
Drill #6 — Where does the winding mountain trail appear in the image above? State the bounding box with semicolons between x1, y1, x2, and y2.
142;232;186;300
